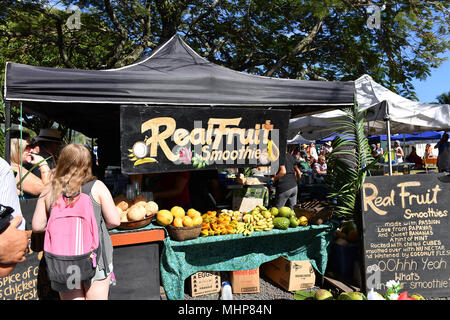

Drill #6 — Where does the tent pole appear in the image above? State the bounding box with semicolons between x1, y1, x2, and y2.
383;101;393;175
4;101;11;163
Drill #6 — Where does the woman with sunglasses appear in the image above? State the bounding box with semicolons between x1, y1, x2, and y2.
10;138;51;198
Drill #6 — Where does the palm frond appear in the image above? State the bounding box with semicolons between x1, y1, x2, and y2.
325;98;375;220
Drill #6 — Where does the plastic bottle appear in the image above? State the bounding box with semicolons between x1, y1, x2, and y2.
220;281;233;300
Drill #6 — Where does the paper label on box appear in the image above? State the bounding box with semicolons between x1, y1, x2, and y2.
190;271;221;297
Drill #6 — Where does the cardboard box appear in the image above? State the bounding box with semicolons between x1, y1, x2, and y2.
188;271;221;297
261;256;316;291
229;268;260;294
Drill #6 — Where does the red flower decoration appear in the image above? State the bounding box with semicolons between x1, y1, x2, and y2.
397;292;416;300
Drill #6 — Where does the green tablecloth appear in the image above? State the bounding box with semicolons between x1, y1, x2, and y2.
160;220;339;300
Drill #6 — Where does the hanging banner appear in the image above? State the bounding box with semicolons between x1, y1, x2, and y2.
361;174;450;299
120;106;290;174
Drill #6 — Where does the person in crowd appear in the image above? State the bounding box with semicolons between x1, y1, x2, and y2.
153;171;191;211
308;142;318;162
271;148;302;209
323;141;333;154
0;157;29;278
10;138;51;198
24;129;64;178
371;144;380;158
393;141;404;163
435;132;450;172
405;146;422;168
424;143;435;159
295;150;312;186
32;144;120;300
313;155;327;183
296;150;311;172
318;145;326;157
291;146;301;163
376;143;384;156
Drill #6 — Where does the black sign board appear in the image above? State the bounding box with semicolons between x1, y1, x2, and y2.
109;242;160;300
361;174;450;298
0;251;40;300
120;106;290;174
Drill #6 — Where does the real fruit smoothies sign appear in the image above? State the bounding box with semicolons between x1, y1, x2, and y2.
361;174;450;299
120;106;290;174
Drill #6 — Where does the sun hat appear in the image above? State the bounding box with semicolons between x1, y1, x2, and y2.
34;128;63;143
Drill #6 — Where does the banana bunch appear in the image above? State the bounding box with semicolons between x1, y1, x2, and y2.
242;223;255;236
234;221;247;234
240;212;274;235
234;221;255;236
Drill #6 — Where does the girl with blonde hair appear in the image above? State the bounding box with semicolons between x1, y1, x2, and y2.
32;144;120;300
10;138;51;197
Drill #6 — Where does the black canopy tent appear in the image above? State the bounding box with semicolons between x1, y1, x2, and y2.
4;34;355;167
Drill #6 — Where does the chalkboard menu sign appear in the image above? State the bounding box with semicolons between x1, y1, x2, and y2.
0;251;40;300
361;174;450;298
120;106;290;174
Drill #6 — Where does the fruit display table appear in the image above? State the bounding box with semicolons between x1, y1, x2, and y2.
160;220;339;300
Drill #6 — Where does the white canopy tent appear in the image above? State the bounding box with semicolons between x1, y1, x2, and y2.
289;74;450;140
287;133;314;145
288;74;450;174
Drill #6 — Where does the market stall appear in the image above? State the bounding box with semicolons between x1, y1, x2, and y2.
4;34;355;300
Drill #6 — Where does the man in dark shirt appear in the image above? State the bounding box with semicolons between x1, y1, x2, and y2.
271;151;302;209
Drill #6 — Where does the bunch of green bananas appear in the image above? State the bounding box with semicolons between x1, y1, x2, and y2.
234;221;252;235
241;212;274;234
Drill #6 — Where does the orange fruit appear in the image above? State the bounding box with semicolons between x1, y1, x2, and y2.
182;215;194;227
187;208;201;219
173;217;184;228
156;209;173;226
192;215;203;226
171;206;186;219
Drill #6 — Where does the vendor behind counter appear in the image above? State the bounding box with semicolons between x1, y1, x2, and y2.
152;171;191;211
188;170;221;213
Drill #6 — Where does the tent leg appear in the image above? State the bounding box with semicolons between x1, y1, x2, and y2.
386;120;392;175
4;101;11;163
383;101;392;176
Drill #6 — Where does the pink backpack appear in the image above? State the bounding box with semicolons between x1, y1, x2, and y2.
44;185;100;288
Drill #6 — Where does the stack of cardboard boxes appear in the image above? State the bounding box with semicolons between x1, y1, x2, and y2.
186;256;316;298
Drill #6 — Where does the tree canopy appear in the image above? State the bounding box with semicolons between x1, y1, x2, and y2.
436;91;450;104
1;0;449;133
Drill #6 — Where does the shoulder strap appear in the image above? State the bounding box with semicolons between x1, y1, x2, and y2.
81;179;97;195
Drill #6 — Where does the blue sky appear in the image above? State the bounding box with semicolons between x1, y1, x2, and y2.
410;50;450;103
